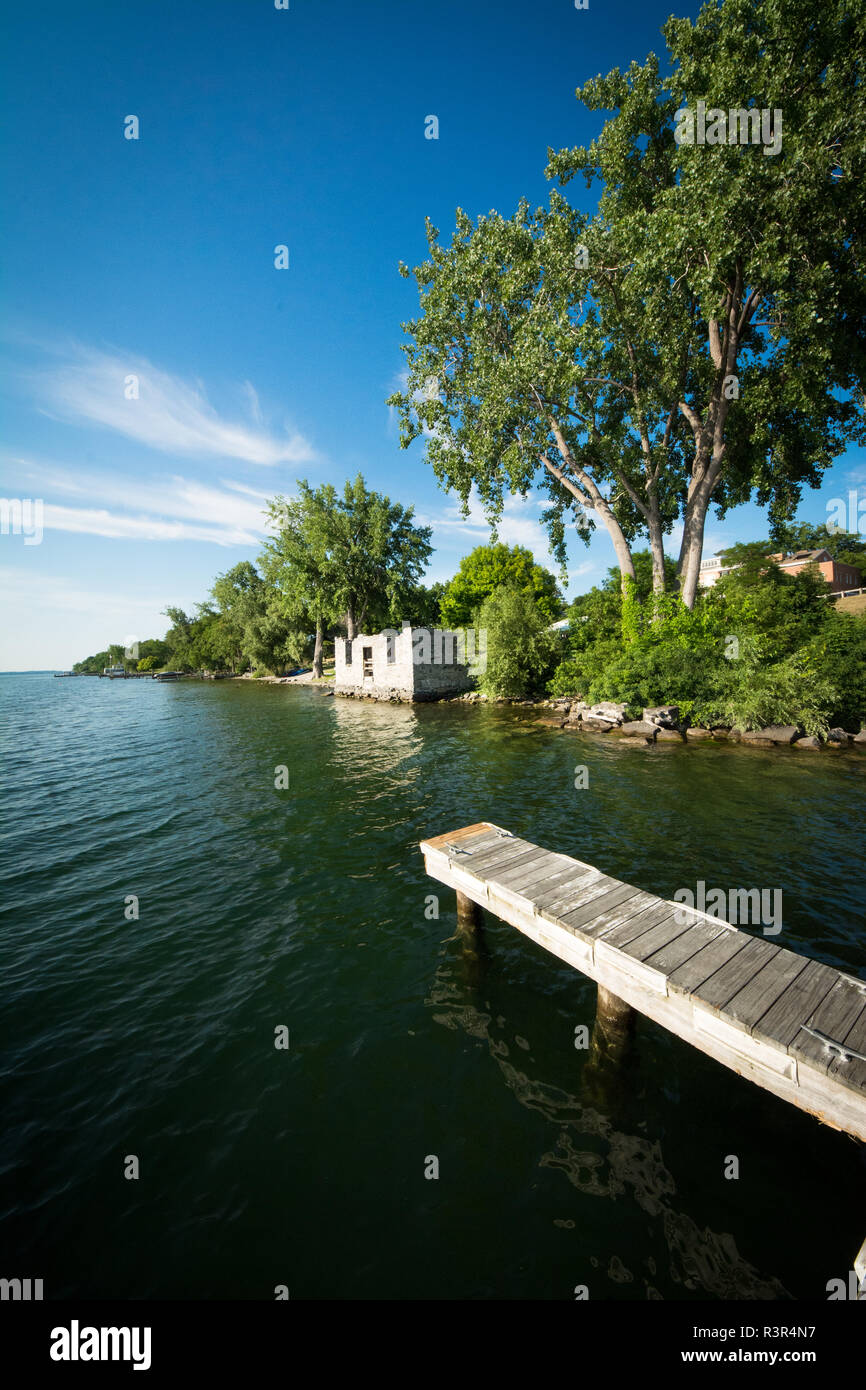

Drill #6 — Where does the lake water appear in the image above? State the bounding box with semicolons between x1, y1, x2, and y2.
2;671;865;1300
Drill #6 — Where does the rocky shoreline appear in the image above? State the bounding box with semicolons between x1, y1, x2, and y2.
445;694;866;751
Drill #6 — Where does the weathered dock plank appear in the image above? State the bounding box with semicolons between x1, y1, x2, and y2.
753;957;839;1049
419;820;866;1142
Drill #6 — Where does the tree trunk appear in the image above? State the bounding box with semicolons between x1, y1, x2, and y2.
312;618;323;679
541;425;637;597
346;607;357;640
647;503;667;597
595;495;637;595
677;460;719;609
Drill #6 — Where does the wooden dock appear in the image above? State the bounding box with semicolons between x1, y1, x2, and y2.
420;822;866;1143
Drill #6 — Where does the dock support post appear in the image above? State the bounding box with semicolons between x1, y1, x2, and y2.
454;890;486;982
456;891;483;932
593;985;635;1060
581;985;636;1111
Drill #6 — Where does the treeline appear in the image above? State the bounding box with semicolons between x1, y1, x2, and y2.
74;473;565;677
74;481;866;737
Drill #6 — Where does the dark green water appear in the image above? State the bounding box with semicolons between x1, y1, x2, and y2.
1;672;864;1300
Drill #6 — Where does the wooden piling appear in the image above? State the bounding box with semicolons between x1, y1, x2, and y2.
596;984;635;1037
456;891;483;932
590;984;635;1067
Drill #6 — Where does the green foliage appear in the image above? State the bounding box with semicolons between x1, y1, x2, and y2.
799;613;866;729
477;587;559;699
709;559;832;662
548;554;865;736
265;473;433;636
697;642;840;737
439;543;563;627
136;638;168;669
73;650;110;674
406;580;446;628
391;0;866;606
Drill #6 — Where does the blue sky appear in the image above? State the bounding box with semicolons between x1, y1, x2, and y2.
1;0;863;669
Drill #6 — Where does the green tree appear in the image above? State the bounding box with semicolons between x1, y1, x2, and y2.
210;561;284;672
263;484;340;678
391;0;866;607
406;580;446;628
327;474;434;636
549;0;866;606
73;649;109;674
265;475;434;672
710;550;832;661
477;587;559;698
440;543;563;627
136;638;168;669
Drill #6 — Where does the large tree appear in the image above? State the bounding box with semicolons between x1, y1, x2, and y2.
262;484;337;677
549;0;866;606
390;0;866;608
440;542;563;627
264;474;434;670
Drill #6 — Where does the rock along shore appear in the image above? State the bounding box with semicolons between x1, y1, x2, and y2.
440;694;866;752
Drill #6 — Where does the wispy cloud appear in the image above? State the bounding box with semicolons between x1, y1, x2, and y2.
420;489;559;563
3;455;278;546
41;504;261;546
27;341;316;465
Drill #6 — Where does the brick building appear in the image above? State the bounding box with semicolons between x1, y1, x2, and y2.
698;547;862;592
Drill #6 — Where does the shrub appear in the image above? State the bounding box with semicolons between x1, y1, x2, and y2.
697;647;839;737
477;587;559;698
798;612;866;730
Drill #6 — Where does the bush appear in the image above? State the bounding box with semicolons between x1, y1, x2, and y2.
477;587;559;698
696;644;839;736
585;634;725;709
798;612;866;730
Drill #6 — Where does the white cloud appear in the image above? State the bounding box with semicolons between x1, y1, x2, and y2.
28;342;316;465
2;456;279;545
42;503;261;546
419;488;558;564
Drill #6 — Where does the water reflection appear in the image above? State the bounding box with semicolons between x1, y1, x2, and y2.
426;934;789;1300
327;696;424;786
